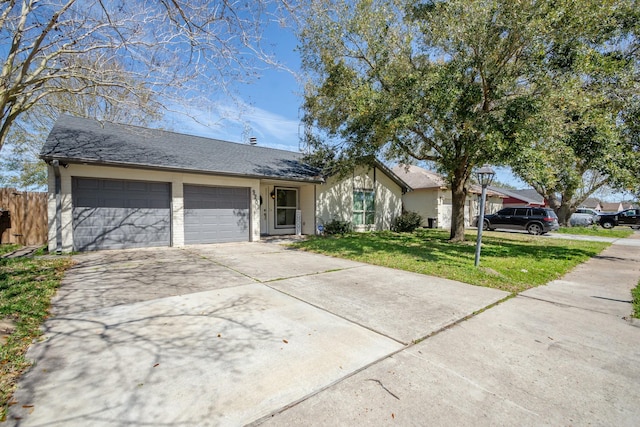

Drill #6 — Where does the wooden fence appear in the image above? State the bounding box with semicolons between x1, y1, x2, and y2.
0;188;48;246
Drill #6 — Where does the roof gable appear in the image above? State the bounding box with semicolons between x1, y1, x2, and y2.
580;198;602;209
600;202;623;212
489;186;544;204
40;115;322;182
392;164;447;189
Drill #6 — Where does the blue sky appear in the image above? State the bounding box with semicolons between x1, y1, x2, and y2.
166;23;533;190
169;23;304;153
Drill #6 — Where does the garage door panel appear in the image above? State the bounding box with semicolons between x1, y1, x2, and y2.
75;179;99;191
103;180;124;191
184;185;250;244
72;178;171;251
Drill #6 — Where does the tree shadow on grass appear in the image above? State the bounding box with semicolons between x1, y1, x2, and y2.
294;230;607;291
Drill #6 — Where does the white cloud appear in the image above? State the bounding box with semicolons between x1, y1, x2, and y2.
162;100;301;152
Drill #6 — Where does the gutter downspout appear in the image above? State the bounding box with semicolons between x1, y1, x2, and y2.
52;160;63;254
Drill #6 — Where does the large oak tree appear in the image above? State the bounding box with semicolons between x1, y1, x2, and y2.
510;1;640;225
298;0;637;241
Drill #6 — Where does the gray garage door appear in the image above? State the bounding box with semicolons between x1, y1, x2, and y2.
184;185;250;244
72;178;171;251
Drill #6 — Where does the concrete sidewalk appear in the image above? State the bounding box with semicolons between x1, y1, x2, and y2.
263;234;640;426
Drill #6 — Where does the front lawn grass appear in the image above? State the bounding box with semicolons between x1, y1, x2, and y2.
556;226;634;238
632;281;640;319
292;229;609;294
0;247;72;421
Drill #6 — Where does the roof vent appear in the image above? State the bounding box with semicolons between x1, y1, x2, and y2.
249;137;257;145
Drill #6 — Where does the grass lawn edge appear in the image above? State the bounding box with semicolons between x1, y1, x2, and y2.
0;247;73;421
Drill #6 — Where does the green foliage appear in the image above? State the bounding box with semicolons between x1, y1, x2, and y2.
0;245;20;256
391;211;423;232
298;0;638;241
556;226;633;238
632;282;640;319
0;252;72;420
322;218;352;235
507;1;640;223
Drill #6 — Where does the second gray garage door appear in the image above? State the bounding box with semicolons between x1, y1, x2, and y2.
184;185;250;244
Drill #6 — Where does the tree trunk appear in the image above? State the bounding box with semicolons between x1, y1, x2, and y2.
557;204;573;226
546;193;568;225
449;174;468;242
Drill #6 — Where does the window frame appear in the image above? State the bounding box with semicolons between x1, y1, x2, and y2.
353;189;375;226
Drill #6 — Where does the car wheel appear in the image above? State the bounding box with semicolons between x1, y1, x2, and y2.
527;223;543;235
483;220;491;231
601;220;615;229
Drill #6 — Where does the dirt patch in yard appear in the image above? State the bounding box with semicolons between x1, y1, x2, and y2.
0;317;17;346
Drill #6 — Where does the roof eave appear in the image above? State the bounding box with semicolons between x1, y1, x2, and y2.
373;160;412;192
40;155;325;184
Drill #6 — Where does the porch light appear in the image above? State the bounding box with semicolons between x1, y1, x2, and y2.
270;190;276;199
474;165;496;267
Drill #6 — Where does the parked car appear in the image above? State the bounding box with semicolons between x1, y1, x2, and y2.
596;209;640;229
569;208;599;226
476;206;560;235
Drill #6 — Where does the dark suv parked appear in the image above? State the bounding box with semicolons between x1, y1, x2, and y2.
479;207;560;235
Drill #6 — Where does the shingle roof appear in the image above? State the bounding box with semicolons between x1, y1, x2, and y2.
467;184;505;198
392;164;502;197
580;198;601;209
489;186;544;204
392;165;447;189
40;115;323;182
600;202;623;212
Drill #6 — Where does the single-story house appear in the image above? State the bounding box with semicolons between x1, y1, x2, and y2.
488;186;546;207
41;116;409;252
600;201;624;212
392;165;504;229
580;198;603;211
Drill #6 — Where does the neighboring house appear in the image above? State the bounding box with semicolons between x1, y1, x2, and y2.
392;165;503;229
41;116;409;252
489;186;546;207
600;202;624;213
581;198;603;211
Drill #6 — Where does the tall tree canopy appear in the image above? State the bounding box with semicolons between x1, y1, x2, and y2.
510;1;640;224
0;0;291;152
298;0;638;240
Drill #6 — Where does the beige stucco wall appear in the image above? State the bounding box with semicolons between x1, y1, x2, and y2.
402;189;439;227
47;163;267;252
399;190;503;230
316;166;403;232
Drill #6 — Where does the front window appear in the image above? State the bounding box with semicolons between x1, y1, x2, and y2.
353;190;375;226
275;188;297;228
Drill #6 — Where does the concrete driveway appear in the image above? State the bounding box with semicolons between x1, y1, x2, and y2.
8;242;508;426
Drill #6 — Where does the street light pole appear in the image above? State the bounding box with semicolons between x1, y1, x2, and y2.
474;165;496;267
